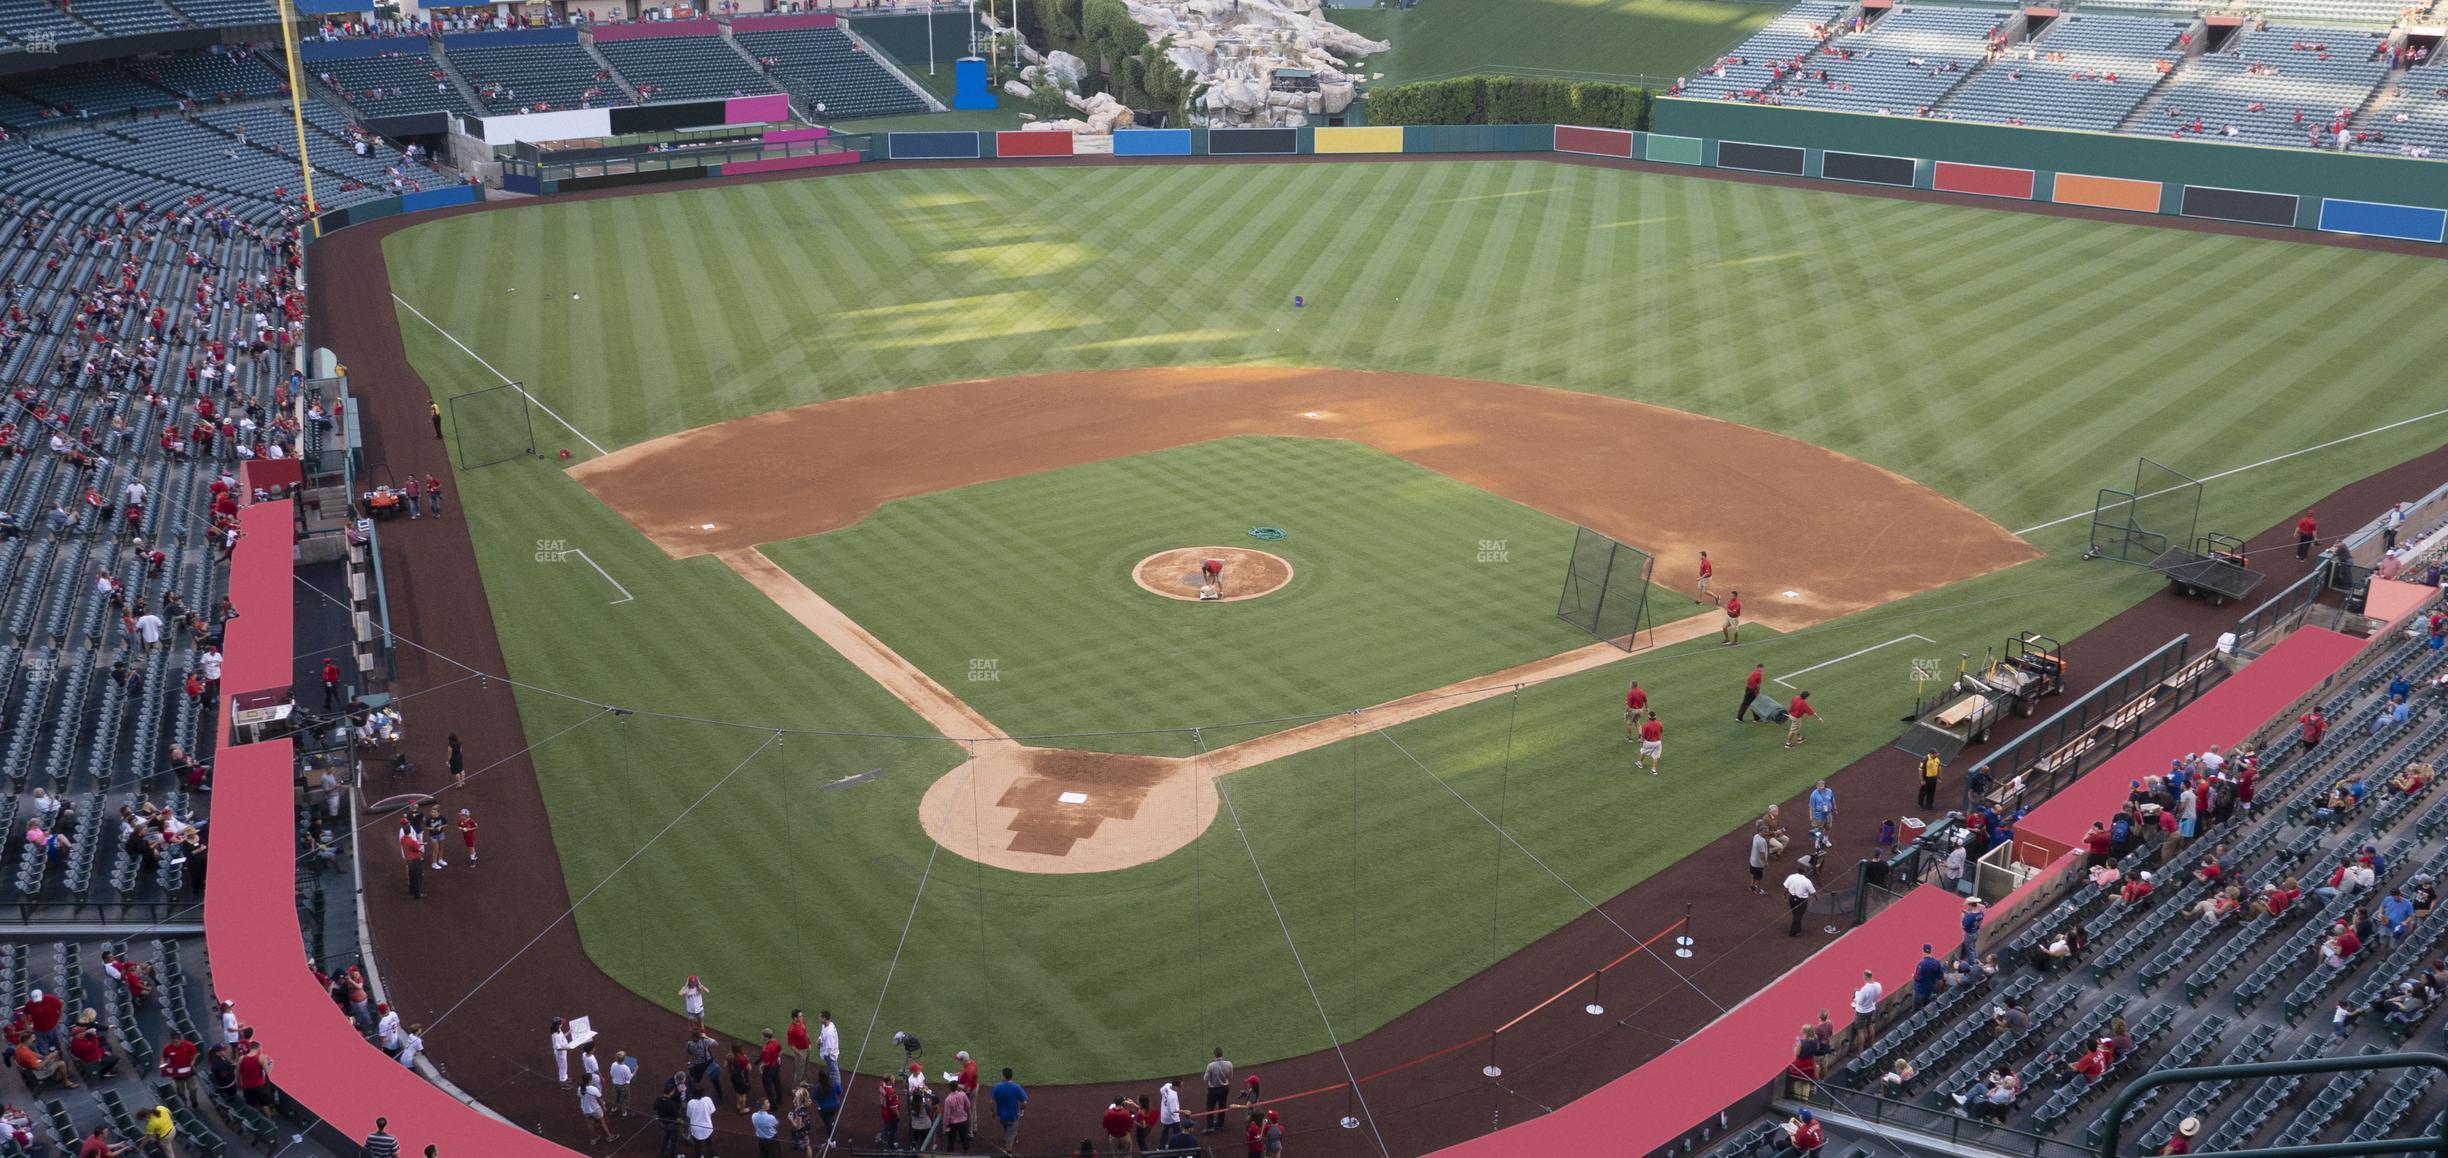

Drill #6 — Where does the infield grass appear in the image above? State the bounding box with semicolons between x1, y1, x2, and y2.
764;436;1697;753
383;159;2448;1082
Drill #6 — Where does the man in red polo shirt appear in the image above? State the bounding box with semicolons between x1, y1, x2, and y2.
159;1033;200;1105
1786;691;1820;749
1102;1096;1136;1154
1737;664;1765;722
1723;591;1744;645
1623;681;1648;742
2295;510;2318;560
787;1010;811;1084
1695;551;1719;605
1637;711;1664;776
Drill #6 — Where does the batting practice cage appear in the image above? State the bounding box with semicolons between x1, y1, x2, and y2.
2085;457;2203;565
1556;526;1656;650
449;383;538;469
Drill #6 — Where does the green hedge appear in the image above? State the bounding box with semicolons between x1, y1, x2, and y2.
1367;76;1651;130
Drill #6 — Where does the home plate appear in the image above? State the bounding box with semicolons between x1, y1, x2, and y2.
701;523;718;531
1057;792;1089;805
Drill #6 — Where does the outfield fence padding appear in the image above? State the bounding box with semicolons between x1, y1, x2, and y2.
1650;99;2448;236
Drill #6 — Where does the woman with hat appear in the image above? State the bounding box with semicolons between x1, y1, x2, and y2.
2163;1117;2201;1154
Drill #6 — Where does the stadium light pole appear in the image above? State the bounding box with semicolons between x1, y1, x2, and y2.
272;0;322;238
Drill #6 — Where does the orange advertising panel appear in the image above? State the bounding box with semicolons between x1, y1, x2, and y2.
2052;172;2162;213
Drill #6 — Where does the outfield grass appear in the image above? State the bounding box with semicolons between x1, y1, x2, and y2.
766;437;1695;753
1334;0;1784;88
383;159;2448;1081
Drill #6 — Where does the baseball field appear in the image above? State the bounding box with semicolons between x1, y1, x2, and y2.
373;157;2448;1084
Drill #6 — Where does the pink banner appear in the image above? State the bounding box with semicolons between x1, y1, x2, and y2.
763;126;829;144
727;92;792;124
733;11;834;30
589;18;717;41
724;151;862;175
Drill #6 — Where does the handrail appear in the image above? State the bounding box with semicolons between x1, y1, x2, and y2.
2096;1052;2448;1158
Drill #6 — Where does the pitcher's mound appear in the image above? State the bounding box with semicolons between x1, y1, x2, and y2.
1132;547;1293;603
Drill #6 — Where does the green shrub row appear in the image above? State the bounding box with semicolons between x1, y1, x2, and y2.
1365;76;1651;130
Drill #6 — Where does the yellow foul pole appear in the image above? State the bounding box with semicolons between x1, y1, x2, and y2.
272;0;322;237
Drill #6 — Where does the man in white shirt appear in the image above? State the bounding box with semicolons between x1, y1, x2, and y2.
1158;1078;1181;1132
1848;970;1883;1054
818;1010;841;1092
2384;503;2406;551
376;1006;403;1057
398;1026;423;1069
686;1091;717;1152
133;612;164;649
1786;870;1817;937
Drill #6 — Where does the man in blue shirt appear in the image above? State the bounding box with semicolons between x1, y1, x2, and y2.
751;1099;780;1157
1808;780;1835;829
1961;898;1986;959
1912;944;1946;1010
991;1067;1027;1149
2382;889;2416;944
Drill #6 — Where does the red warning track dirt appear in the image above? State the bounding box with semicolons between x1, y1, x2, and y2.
572;366;2038;627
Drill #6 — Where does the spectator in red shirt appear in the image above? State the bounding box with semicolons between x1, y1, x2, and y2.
1104;1096;1136;1154
787;1011;811;1084
22;989;63;1051
2069;1038;2114;1083
237;1042;273;1110
2300;709;2328;751
159;1033;200;1104
2083;822;2113;868
2296;510;2318;560
1786;691;1820;749
67;1022;114;1082
759;1029;784;1109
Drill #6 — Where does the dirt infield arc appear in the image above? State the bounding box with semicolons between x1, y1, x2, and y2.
574;366;2038;626
574;366;2038;871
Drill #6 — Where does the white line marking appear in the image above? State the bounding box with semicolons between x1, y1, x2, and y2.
391;292;609;458
2015;403;2448;536
1771;633;1934;687
565;549;634;604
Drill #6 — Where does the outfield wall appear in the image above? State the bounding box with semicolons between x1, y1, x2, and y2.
323;116;2446;246
1646;100;2448;241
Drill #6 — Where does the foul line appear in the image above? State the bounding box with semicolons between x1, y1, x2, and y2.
564;549;634;605
419;730;781;1034
1770;633;1933;688
2014;403;2448;536
391;292;609;458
